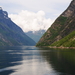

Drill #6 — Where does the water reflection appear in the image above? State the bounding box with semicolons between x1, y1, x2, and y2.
9;46;55;75
0;46;24;75
0;46;75;75
0;46;55;75
39;47;75;75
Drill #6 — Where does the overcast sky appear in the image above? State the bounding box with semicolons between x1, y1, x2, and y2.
0;0;71;32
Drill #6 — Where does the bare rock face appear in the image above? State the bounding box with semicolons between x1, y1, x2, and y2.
62;0;75;17
36;0;75;46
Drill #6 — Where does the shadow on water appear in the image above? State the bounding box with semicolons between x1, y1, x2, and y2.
1;46;75;75
0;46;25;75
0;46;39;75
39;47;75;75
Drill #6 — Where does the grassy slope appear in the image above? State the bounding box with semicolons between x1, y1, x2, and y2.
51;30;75;47
36;16;68;46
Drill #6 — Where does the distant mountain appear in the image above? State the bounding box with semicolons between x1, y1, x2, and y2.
36;0;75;47
26;30;45;43
0;7;35;46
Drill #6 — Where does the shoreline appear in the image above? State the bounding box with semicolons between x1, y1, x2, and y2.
48;46;75;49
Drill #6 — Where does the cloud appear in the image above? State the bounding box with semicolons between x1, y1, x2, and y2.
9;10;54;32
0;0;71;15
4;0;71;32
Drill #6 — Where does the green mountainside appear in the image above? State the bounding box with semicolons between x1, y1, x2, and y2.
51;30;75;47
36;0;75;47
0;7;36;46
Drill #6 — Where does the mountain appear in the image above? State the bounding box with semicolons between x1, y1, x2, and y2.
26;30;45;43
51;30;75;47
36;0;75;47
0;7;36;46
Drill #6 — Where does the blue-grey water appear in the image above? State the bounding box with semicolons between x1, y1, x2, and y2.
0;46;75;75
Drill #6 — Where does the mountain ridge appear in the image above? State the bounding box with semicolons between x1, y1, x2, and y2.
0;7;36;46
36;0;75;47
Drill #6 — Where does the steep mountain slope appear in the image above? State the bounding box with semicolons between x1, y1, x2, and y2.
51;30;75;47
36;0;75;46
0;7;35;46
26;30;45;43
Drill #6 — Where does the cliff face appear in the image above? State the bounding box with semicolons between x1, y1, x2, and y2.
0;7;36;46
62;0;75;17
36;0;75;46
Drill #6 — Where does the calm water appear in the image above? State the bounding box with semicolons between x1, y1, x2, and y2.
0;46;75;75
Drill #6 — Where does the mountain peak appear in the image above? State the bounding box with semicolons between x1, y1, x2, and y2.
62;0;75;17
0;7;9;19
0;7;2;10
0;7;36;46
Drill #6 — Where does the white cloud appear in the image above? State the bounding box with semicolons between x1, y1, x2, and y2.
9;10;54;32
0;0;71;15
3;0;71;32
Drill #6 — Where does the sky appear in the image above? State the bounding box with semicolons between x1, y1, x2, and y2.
0;0;71;32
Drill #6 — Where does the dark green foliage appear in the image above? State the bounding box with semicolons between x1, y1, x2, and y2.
57;16;67;25
51;31;75;47
36;16;68;46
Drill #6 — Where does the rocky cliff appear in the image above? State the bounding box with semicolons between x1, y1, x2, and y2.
0;7;36;46
36;0;75;46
